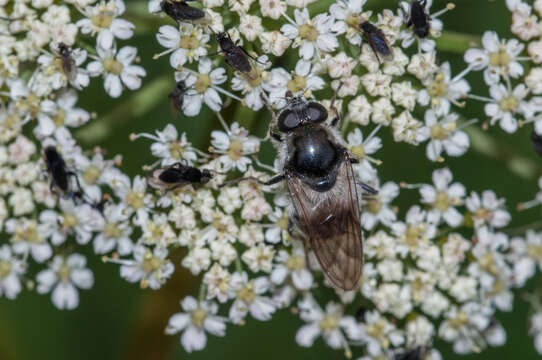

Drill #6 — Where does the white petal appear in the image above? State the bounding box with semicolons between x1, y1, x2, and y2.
296;323;321;347
52;282;79;310
181;326;207;352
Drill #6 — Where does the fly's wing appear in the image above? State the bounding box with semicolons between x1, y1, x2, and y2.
61;56;77;83
285;155;363;290
147;168;188;191
368;31;393;61
227;47;252;74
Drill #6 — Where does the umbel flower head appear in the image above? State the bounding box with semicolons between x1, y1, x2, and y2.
2;0;542;358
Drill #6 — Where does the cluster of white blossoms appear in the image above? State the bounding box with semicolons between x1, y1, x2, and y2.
2;0;542;358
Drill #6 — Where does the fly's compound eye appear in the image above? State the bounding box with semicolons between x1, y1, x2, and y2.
306;102;328;124
278;109;302;132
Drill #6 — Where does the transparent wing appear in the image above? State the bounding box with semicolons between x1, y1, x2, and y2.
285;155;363;290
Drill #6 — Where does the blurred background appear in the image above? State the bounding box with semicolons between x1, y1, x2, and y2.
1;0;542;359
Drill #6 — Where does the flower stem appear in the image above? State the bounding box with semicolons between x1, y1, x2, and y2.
436;31;480;54
465;126;541;181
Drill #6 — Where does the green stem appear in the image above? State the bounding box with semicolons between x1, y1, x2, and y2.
465;126;541;181
436;31;480;54
74;74;171;144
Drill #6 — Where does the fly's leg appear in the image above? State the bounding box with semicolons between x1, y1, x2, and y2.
330;82;343;128
219;174;285;188
260;93;280;140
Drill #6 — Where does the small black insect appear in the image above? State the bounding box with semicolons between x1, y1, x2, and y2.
57;42;77;83
169;80;188;115
160;0;206;23
401;0;431;38
148;162;213;191
214;31;254;74
394;347;427;360
359;21;393;63
43;146;84;200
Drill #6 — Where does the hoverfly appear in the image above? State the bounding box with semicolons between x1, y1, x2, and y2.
226;90;376;290
147;162;213;191
400;0;431;39
531;131;542;157
43;146;85;201
359;21;393;63
160;0;206;24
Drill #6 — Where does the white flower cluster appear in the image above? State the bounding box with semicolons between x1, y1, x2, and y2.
2;0;542;358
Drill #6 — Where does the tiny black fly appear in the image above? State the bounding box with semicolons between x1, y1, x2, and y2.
160;0;206;23
43;146;85;201
531;131;542;157
213;30;265;80
215;31;253;74
57;42;77;84
169;80;188;116
400;0;430;39
147;162;213;191
359;21;393;63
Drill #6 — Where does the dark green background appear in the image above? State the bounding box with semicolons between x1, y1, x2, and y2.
1;0;541;359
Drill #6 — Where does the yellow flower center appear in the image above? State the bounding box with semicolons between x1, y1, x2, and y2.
527;244;542;260
405;225;424;246
52;108;66;127
57;262;71;283
479;252;498;275
365;319;390;349
4;114;21;129
350;145;366;159
277;214;289;231
126;191;145;209
16;93;41;118
285;254;305;271
141;252;162;274
91;10;114;29
299;24;318;41
105;223;122;238
489;46;511;67
14;224;42;244
473;208;490;222
179;33;201;50
433;191;451;211
0;260;12;279
191;308;207;328
83;165;101;185
237;282;256;304
367;198;382;214
227;139;243;160
194;74;211;93
62;213;78;229
345;14;360;28
52;57;64;74
103;58;123;75
170;140;185;159
245;67;263;87
287;74;307;93
319;315;339;332
498;95;519;113
430;124;448;140
427;73;448;97
450;311;468;328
